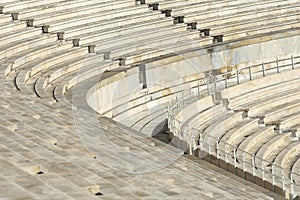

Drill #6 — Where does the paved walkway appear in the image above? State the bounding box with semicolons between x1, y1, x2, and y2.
0;66;284;199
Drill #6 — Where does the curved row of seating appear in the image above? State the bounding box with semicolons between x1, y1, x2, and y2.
170;64;300;196
144;0;300;43
1;0;299;68
1;0;205;66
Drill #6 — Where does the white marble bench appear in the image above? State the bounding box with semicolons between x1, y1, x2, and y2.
101;31;200;61
274;141;300;175
245;88;300;117
5;41;73;78
209;10;300;35
236;126;275;160
0;27;41;48
263;102;300;125
0;13;12;24
23;1;139;27
0;19;28;35
1;0;64;13
184;0;296;23
219;119;260;156
58;12;168;39
0;32;57;63
118;103;168;136
14;0;134;20
13;43;76;95
33;6;150;30
168;0;248;16
277;112;300;132
221;20;300;43
222;68;300;107
255;132;292;168
156;0;253;11
170;0;284;28
25;48;87;82
64;61;120;92
70;20;186;47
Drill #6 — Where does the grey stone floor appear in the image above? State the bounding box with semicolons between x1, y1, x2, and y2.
0;69;285;199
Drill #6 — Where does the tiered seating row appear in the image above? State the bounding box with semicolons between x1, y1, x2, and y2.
168;61;300;197
146;0;300;44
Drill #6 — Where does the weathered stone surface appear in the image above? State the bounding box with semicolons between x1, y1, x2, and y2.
0;0;299;199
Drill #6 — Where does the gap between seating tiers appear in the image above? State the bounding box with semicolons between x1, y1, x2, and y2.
62;74;187;162
64;64;205;137
64;74;171;142
124;104;168;135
